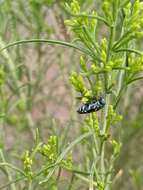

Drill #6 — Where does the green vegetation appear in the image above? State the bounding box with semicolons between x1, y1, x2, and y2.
0;0;143;189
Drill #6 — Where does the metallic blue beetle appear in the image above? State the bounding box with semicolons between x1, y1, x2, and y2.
77;97;105;114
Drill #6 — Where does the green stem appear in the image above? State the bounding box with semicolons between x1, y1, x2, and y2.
114;48;143;56
113;85;125;110
105;9;128;189
75;174;97;187
0;176;25;190
0;39;92;56
127;76;143;84
104;155;116;189
68;173;75;190
0;150;16;190
100;25;114;183
0;162;25;176
28;180;32;190
89;163;95;190
117;68;125;95
100;96;110;182
101;2;119;187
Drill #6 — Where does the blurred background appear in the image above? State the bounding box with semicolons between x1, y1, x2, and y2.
0;0;143;189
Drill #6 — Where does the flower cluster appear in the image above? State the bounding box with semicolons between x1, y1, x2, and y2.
23;151;33;178
38;136;58;163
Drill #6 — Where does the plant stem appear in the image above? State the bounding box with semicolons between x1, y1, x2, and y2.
89;162;95;190
0;150;16;190
75;174;97;187
68;173;75;190
0;176;25;190
0;39;92;56
101;2;119;187
28;180;32;190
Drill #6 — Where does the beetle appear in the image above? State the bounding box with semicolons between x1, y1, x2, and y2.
77;97;105;114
